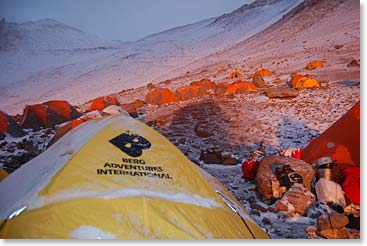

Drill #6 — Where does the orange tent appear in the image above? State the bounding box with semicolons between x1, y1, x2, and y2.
21;101;80;130
175;85;206;101
89;97;120;111
0;111;25;138
305;60;324;70
255;69;273;77
43;100;81;120
190;79;216;92
144;88;179;105
229;72;243;79
225;81;257;95
301;101;360;166
290;74;320;89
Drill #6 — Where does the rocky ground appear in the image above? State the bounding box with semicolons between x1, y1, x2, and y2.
0;0;360;239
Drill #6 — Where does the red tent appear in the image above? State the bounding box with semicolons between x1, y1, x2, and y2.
301;101;360;166
21;101;81;130
88;97;120;111
0;111;25;138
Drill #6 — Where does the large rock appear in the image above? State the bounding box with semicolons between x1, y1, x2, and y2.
252;74;267;88
256;156;314;201
278;184;315;215
200;148;222;164
330;212;349;229
265;87;299;98
317;228;349;239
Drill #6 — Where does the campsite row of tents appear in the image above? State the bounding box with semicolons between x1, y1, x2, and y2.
0;94;360;239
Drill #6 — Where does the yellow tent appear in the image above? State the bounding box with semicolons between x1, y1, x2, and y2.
0;115;269;239
0;168;8;182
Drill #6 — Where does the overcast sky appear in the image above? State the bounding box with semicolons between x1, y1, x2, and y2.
0;0;253;41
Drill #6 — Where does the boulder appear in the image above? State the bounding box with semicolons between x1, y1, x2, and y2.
330;212;349;229
317;215;332;231
305;60;324;70
194;123;213;138
252;74;267;88
347;59;360;67
256;156;314;201
250;203;267;213
222;153;238;165
277;184;315;215
317;228;349;239
200;148;222;164
265;87;299;98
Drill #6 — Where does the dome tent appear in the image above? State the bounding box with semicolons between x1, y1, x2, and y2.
0;114;268;239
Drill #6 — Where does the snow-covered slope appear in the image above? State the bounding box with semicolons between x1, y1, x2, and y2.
0;0;303;114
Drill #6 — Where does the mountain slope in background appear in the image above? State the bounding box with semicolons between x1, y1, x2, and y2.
160;0;359;85
0;0;303;114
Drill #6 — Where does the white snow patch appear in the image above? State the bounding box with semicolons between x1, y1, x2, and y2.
28;188;221;210
102;105;129;116
69;225;116;239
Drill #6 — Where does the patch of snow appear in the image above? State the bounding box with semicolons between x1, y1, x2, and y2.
102;105;129;116
29;188;221;211
69;225;116;239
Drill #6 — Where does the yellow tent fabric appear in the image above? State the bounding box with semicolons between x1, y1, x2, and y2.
0;115;269;239
0;168;8;182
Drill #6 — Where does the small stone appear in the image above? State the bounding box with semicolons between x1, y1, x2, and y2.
264;87;299;99
275;200;289;212
248;196;256;204
178;137;186;144
317;215;331;231
200;149;222;164
261;217;271;225
330;212;349;229
334;44;344;49
317;228;349;239
250;209;260;217
267;206;279;213
250;203;268;213
347;59;360;67
222;153;238;165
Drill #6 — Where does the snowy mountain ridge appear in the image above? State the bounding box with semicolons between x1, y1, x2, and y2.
0;0;304;114
0;18;119;51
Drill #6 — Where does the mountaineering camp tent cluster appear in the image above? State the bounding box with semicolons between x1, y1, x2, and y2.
20;101;81;130
0;114;269;239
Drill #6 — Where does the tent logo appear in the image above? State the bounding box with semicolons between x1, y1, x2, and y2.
109;132;151;157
